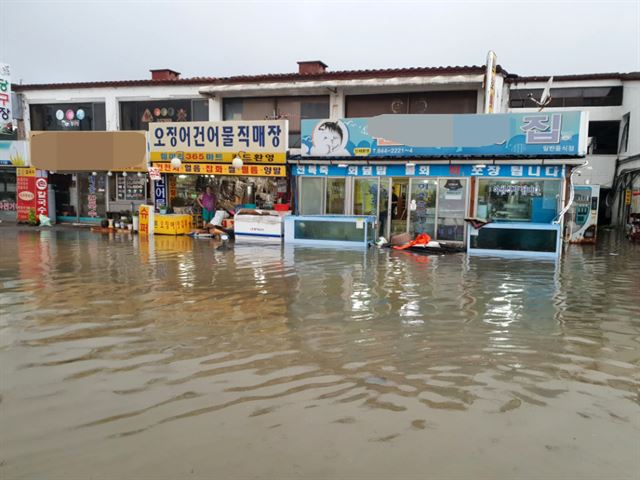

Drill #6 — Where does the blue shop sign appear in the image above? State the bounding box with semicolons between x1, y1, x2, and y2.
292;164;564;179
301;112;587;158
154;176;167;208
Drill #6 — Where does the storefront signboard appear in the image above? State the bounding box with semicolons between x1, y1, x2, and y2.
17;168;48;221
149;120;288;164
154;162;287;177
0;141;28;166
138;204;154;235
148;167;161;181
292;164;564;179
154;214;191;235
0;64;13;138
87;174;98;217
154;177;167;209
301;112;588;158
35;175;49;218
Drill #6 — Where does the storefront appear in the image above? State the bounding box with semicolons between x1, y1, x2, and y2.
295;112;588;252
148;120;289;227
30;131;148;223
293;163;565;243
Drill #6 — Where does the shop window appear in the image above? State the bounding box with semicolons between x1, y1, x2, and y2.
77;173;107;218
509;86;623;108
29;103;105;131
326;178;346;214
477;179;561;223
299;177;323;214
618;113;630;154
192;99;209;121
109;174;146;202
353;178;378;215
119;99;193;130
345;91;478;117
589;121;620;154
0;170;17;214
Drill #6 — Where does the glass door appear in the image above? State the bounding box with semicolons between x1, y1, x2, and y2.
437;178;467;242
388;177;409;238
409;178;437;237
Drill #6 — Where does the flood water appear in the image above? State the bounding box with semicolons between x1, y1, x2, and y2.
0;227;639;479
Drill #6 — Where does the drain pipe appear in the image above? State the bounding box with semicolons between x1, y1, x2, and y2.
554;161;589;224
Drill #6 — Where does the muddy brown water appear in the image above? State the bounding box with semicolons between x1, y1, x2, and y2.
1;228;639;479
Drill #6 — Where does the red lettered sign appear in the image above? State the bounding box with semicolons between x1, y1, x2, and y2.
35;176;49;217
16;167;36;222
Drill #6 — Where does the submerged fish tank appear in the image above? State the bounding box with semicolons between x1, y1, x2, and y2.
283;215;377;247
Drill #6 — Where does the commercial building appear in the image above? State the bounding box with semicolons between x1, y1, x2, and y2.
13;59;639;244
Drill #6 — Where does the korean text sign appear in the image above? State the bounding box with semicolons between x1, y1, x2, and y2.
301;112;587;158
16;167;35;221
149;120;288;164
154;162;286;177
0;64;12;133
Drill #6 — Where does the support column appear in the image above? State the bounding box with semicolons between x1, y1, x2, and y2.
208;96;222;121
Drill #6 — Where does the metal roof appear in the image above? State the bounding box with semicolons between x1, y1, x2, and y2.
13;65;495;91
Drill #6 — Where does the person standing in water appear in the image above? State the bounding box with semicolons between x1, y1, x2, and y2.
197;185;217;228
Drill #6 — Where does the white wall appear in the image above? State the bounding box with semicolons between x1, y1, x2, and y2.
617;80;640;172
21;84;208;135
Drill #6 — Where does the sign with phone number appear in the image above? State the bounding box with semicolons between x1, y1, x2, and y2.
149;151;286;164
154;162;286;177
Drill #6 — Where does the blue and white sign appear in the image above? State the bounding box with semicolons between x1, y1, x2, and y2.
154;176;167;208
292;164;565;179
301;112;588;158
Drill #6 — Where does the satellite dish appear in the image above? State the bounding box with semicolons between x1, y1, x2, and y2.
528;76;554;111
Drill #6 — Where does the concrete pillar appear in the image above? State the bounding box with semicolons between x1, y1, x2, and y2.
105;94;119;131
208;96;222;121
330;88;345;119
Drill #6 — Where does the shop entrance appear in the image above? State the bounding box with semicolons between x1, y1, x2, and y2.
407;178;467;242
380;177;409;239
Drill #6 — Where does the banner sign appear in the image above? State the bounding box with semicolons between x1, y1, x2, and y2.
147;167;161;180
154;162;286;177
17;168;48;221
0;64;13;137
0;141;28;166
149;120;288;164
138;204;155;235
292;163;565;179
301;112;587;158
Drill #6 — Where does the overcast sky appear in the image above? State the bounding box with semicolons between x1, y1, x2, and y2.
1;0;639;84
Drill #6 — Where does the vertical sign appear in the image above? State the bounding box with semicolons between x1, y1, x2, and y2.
35;173;49;219
0;64;12;135
484;51;497;113
168;174;177;203
138;204;155;235
16;167;36;222
154;176;167;209
87;174;98;217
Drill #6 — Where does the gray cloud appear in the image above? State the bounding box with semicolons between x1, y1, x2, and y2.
1;0;638;84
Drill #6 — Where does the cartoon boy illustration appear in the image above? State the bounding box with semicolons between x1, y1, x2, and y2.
309;121;350;156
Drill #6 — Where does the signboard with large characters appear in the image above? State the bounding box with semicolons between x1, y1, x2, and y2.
149;120;288;164
0;64;13;139
301;112;588;158
16;168;48;222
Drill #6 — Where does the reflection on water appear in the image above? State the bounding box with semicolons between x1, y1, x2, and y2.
1;229;639;479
